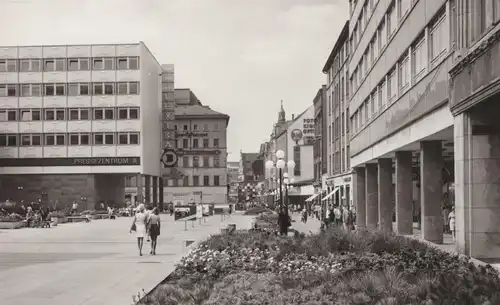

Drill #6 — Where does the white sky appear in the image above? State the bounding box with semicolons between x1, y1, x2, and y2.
0;0;349;161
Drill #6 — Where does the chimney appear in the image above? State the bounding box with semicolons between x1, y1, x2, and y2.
292;114;295;120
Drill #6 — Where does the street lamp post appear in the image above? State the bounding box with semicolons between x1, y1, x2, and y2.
265;150;296;235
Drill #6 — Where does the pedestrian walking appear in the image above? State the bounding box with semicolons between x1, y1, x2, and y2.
130;204;147;256
448;206;456;241
144;206;153;242
148;208;161;255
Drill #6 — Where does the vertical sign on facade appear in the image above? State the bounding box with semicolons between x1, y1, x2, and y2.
293;146;301;176
161;64;176;181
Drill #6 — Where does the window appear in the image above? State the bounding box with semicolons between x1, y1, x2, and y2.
20;84;41;97
379;20;387;50
69;133;90;145
0;109;17;121
192;138;199;148
365;99;370;121
371;91;378;114
183;175;189;186
214;156;220;167
183;125;188;131
193;156;199;168
20;133;42;146
214;123;219;130
19;59;41;72
44;59;65;71
20;109;41;121
93;108;114;120
0;84;18;97
92;57;114;70
203;175;210;186
0;134;17;147
399;0;411;18
116;57;139;70
213;138;219;148
117;82;140;95
69;108;89;120
387;3;397;36
93;133;115;145
68;58;90;71
412;37;427;78
118;107;140;119
430;13;448;62
44;108;66;121
203;124;208;131
193;175;200;186
44;83;65;96
183;156;189;168
118;132;140;145
68;83;90;96
203;138;209;148
214;175;220;186
203;156;209;167
0;59;17;72
182;138;188;148
388;70;397;101
45;133;66;146
399;54;410;91
379;81;386;109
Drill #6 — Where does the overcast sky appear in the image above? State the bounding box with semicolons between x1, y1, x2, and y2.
0;0;349;161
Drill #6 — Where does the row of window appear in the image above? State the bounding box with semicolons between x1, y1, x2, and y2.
350;8;449;133
0;82;140;97
175;137;221;149
0;57;139;73
0;107;139;121
0;132;140;147
179;155;222;168
169;175;222;187
174;122;222;132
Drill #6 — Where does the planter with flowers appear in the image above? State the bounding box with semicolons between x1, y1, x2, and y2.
0;213;25;229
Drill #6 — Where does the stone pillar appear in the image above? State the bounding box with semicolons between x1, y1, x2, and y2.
395;151;414;235
159;177;164;210
353;167;366;228
136;174;144;203
365;163;378;230
455;108;500;260
377;158;393;232
420;141;444;244
144;175;151;205
152;176;158;205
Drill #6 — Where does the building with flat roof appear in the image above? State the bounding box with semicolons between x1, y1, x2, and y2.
0;42;163;210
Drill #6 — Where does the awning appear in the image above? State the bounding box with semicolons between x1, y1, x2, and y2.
305;193;320;202
321;187;339;201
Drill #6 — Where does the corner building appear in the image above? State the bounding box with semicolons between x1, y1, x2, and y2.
0;42;163;210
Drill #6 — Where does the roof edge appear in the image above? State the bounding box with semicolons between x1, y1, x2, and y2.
322;21;350;73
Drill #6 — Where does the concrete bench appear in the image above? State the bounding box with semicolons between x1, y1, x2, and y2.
67;216;90;223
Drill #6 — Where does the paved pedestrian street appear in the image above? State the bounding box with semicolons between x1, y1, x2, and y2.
0;214;254;305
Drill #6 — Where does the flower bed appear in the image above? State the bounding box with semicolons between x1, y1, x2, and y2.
138;215;500;305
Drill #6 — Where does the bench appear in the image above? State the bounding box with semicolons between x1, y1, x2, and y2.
67;216;90;223
177;214;197;231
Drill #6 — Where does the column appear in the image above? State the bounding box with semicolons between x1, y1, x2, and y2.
353;167;366;229
365;163;378;230
378;158;393;232
152;176;158;205
159;177;164;210
144;175;151;205
420;141;444;244
136;174;144;203
395;151;414;235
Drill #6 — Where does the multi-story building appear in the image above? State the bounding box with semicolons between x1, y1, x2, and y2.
226;161;239;203
346;0;500;260
161;99;229;206
238;152;259;183
0;42;163;210
312;86;328;188
322;21;351;208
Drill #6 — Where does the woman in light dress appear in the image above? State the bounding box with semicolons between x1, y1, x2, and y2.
130;204;147;256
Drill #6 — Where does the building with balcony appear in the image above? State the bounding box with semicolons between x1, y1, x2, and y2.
0;42;163;210
322;21;351;208
160;101;229;206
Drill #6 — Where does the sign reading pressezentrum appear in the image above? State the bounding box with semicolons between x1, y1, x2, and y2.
0;157;141;167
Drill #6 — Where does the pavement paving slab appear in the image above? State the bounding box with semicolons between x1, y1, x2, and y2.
0;213;254;305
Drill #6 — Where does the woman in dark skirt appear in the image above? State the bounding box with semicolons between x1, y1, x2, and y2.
148;208;161;255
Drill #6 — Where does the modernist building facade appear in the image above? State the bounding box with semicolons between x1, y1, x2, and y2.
0;42;163;210
346;0;500;260
322;21;352;208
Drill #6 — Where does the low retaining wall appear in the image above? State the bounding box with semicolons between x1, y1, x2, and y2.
0;221;25;229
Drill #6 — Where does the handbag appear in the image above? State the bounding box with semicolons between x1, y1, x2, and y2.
130;223;137;232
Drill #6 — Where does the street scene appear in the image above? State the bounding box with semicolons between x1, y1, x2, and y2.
1;0;500;304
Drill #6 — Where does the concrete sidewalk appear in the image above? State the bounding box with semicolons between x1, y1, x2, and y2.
0;213;253;305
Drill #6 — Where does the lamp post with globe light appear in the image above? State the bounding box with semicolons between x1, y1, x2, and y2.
265;150;296;234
